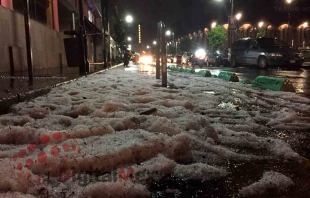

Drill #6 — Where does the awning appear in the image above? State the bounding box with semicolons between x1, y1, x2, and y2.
58;0;78;13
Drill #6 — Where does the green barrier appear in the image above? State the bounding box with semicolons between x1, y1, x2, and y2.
175;67;183;72
252;76;295;92
218;71;239;82
196;70;211;77
241;79;252;84
211;74;218;78
184;68;194;73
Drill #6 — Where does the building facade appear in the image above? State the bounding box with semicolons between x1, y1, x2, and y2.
0;0;120;75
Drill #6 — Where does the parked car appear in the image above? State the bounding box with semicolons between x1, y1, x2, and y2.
173;55;182;64
207;49;230;67
167;54;175;63
182;52;193;64
298;47;310;67
229;37;304;69
191;49;208;67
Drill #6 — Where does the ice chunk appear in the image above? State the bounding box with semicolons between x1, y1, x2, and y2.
78;182;150;198
0;192;36;198
173;163;228;180
239;171;294;196
133;154;177;182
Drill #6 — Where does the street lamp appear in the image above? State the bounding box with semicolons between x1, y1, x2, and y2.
215;0;234;20
147;45;150;49
166;30;176;54
286;0;293;46
153;41;157;45
127;37;132;41
304;22;309;28
236;13;242;21
125;15;133;23
258;21;264;28
211;22;217;29
236;13;242;38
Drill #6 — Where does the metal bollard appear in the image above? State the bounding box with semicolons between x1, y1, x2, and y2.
156;21;167;87
156;22;163;79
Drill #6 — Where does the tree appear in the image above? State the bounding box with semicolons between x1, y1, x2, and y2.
257;28;267;38
208;25;227;50
179;36;191;53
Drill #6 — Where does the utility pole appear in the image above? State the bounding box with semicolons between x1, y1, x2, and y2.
78;0;87;75
101;0;108;68
23;0;33;84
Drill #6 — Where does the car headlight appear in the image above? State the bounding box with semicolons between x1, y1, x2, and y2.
268;53;282;57
195;49;206;59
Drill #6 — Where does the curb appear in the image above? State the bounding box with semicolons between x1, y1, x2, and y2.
0;63;124;115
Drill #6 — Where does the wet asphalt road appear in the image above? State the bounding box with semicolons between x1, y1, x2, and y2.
190;64;310;99
127;62;310;98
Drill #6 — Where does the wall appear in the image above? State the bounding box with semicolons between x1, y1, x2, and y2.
0;5;76;75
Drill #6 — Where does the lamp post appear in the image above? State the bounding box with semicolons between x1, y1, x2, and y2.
286;0;292;46
127;37;132;41
215;0;234;22
236;13;242;39
166;30;176;54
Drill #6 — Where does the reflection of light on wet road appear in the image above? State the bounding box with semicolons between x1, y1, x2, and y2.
124;63;156;75
139;64;156;75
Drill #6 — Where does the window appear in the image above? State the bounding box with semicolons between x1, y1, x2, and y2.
13;0;47;24
257;38;288;48
232;40;249;50
88;10;93;23
249;40;258;49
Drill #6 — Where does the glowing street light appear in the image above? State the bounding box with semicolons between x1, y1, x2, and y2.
303;22;308;28
153;41;157;45
127;37;132;41
211;22;217;29
125;15;133;23
147;45;150;49
236;13;242;21
258;21;264;28
166;30;171;36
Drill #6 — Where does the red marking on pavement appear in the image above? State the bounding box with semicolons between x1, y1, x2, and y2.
37;151;47;163
40;135;50;144
28;143;37;153
72;144;76;151
24;172;31;179
53;132;62;140
65;133;70;139
19;150;26;158
62;143;69;152
26;158;34;168
51;146;60;157
59;169;72;182
17;163;23;170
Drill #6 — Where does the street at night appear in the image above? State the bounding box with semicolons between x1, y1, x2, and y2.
1;0;310;197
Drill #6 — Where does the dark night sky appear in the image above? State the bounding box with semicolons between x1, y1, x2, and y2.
117;0;310;49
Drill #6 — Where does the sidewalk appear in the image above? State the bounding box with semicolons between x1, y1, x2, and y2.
0;64;310;197
0;63;123;114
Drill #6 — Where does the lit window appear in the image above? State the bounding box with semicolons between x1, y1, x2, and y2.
88;11;93;22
